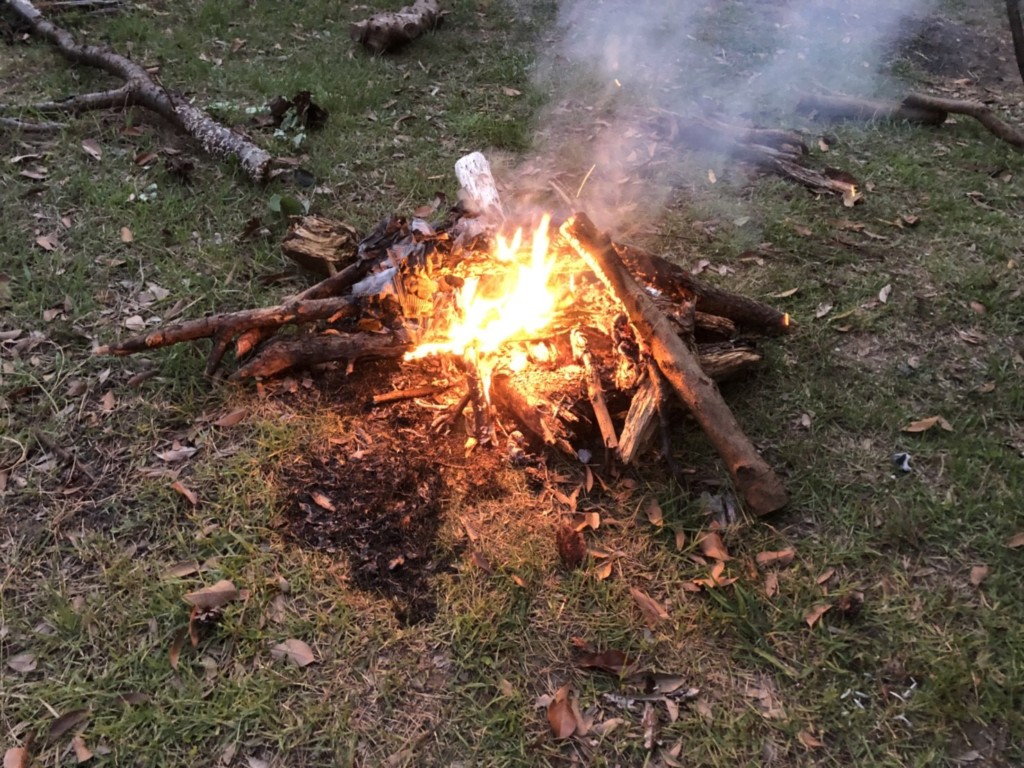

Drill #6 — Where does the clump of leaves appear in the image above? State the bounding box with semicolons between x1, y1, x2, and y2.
555;523;586;570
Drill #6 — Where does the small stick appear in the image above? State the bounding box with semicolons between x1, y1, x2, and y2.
647;360;683;485
372;384;449;406
570;328;618;452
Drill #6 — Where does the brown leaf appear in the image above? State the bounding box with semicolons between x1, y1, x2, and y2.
804;603;832;627
815;302;833;319
120;227;134;243
645;499;664;527
162;559;200;579
815;567;836;585
764;571;779;598
47;709;89;742
755;549;795;568
183;579;239;610
3;748;29;768
556;524;586;570
7;651;36;673
1007;532;1024;549
156;445;198;462
547;685;577;740
100;390;116;413
969;300;986;314
698;531;731;561
630;587;669;628
576;648;631;676
502;87;521;97
72;735;93;763
271;638;316;667
81;138;102;161
135;151;158;166
213;408;248;428
969;564;989;587
310;492;335;512
673;527;686;550
594;560;613;581
798;729;824;749
902;415;953;433
171;481;198;506
471;550;494;575
169;626;187;669
770;287;800;298
35;233;58;251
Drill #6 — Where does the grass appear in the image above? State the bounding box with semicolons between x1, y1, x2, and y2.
2;0;1024;765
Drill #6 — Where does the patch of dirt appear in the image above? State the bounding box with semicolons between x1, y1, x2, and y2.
887;14;1017;87
275;360;515;626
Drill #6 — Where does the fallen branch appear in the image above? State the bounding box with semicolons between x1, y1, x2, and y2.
0;115;66;132
231;332;408;380
4;0;274;181
349;0;443;54
797;92;1024;151
563;213;788;515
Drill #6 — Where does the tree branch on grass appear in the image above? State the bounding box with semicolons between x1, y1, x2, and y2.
2;0;275;181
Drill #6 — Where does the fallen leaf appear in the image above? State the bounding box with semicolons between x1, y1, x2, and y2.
770;287;800;298
35;233;58;251
798;729;824;748
271;638;316;667
804;603;832;627
764;571;779;598
815;567;836;585
698;531;731;561
902;415;953;433
72;735;93;762
878;284;892;304
673;527;686;550
645;499;664;527
969;564;989;587
590;717;625;737
183;579;239;610
156;445;198;462
594;560;613;580
556;524;586;570
230;37;246;54
630;587;669;628
162;559;200;579
707;169;717;184
790;222;813;237
969;300;986;314
213;408;248;427
81;138;102;161
100;390;116;413
47;709;89;742
169;626;187;669
577;648;631;676
1007;532;1024;549
123;314;146;331
502;87;521;97
471;550;494;575
3;748;29;768
815;302;833;319
171;481;198;506
310;492;335;512
120;227;134;243
548;685;577;739
755;549;796;568
7;651;36;673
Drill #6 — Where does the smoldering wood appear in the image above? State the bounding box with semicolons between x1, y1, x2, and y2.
372;384;450;406
615;244;789;334
349;0;443;54
571;329;619;452
4;0;274;182
231;332;409;380
490;372;577;457
798;92;1024;151
281;216;361;277
562;213;788;515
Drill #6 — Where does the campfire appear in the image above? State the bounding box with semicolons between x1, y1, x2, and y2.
96;152;792;515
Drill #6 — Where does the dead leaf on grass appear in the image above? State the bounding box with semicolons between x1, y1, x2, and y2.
3;747;29;768
7;651;36;673
815;302;833;319
902;415;953;433
156;445;198;462
47;709;89;742
213;408;248;427
183;579;239;610
594;559;614;581
969;564;989;587
645;498;664;527
471;550;494;575
100;390;116;413
71;735;93;762
878;284;892;304
756;549;795;568
577;648;632;676
770;287;800;298
556;524;586;570
969;300;986;314
310;492;335;512
698;531;731;561
1007;532;1024;549
804;603;832;627
35;233;58;251
630;587;669;627
81;139;102;161
171;481;198;506
548;685;577;739
162;559;200;579
798;729;824;748
815;567;836;586
271;638;316;667
120;227;134;243
764;571;779;598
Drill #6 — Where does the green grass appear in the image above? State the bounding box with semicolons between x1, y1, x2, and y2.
3;0;1024;765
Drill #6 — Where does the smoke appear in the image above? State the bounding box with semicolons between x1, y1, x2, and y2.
512;0;938;233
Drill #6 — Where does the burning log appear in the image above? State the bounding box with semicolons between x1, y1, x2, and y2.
797;92;1024;151
571;329;619;453
349;0;443;55
562;213;788;515
490;371;576;456
231;332;409;380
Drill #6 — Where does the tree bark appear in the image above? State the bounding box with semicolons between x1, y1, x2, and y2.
349;0;443;54
796;93;947;125
563;213;788;515
4;0;274;182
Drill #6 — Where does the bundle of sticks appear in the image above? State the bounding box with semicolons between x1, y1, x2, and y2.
96;153;791;514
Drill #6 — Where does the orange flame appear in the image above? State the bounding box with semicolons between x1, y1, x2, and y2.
408;214;560;364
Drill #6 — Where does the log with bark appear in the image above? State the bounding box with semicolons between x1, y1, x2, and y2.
2;0;274;181
561;212;789;516
797;92;1024;151
350;0;443;54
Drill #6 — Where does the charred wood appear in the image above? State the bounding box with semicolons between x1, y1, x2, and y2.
231;332;409;380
